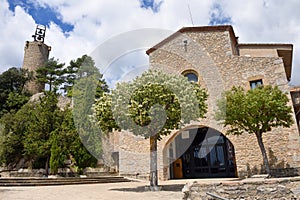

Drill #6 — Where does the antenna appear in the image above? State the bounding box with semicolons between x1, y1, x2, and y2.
187;1;194;26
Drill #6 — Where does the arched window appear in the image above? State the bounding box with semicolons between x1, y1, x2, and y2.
183;71;198;82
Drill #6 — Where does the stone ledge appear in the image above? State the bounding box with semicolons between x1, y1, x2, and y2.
183;177;300;200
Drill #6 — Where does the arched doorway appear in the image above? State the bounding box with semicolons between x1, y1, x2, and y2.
168;127;237;179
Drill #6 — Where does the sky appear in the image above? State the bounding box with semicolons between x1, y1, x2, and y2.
1;0;300;87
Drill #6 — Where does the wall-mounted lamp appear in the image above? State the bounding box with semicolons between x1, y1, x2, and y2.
183;40;188;52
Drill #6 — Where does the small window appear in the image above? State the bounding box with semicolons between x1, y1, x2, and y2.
184;72;198;82
250;79;263;89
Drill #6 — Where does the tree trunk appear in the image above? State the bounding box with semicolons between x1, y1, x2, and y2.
45;156;49;177
150;135;158;190
255;132;270;175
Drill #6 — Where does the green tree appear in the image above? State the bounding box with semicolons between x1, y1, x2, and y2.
70;136;98;174
0;96;39;168
215;85;293;175
0;95;98;173
62;56;83;96
56;108;98;174
0;67;32;117
0;56;104;173
49;133;61;174
0;112;25;167
22;92;62;175
0;67;32;94
36;58;65;92
72;55;109;164
63;55;109;97
94;70;208;189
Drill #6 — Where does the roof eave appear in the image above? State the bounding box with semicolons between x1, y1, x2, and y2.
146;25;236;55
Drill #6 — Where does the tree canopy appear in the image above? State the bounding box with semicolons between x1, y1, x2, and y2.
95;70;208;138
0;55;106;175
94;70;208;189
216;85;293;174
61;54;109;97
0;89;98;174
0;67;32;117
36;58;65;93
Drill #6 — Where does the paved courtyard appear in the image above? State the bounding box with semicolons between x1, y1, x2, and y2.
2;176;300;199
0;178;241;200
0;180;185;200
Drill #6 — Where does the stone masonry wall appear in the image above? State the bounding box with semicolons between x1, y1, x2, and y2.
117;28;300;180
22;41;51;94
118;131;150;179
150;29;300;179
239;47;278;57
183;177;300;199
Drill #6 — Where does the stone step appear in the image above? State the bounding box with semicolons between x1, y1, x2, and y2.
250;174;269;179
0;176;131;186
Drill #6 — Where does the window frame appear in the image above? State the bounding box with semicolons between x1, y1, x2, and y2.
182;70;199;83
249;79;263;89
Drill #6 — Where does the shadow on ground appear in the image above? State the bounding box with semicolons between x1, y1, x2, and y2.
0;188;23;192
110;184;184;193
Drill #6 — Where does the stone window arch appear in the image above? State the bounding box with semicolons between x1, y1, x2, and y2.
182;70;199;83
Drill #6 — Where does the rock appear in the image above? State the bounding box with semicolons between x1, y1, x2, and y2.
184;178;299;200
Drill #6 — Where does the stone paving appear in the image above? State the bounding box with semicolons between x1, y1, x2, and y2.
293;185;300;195
0;178;238;200
3;177;300;200
0;179;187;200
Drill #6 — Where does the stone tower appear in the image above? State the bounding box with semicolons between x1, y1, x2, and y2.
22;25;51;94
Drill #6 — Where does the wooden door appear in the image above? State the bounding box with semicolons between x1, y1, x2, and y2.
173;158;183;179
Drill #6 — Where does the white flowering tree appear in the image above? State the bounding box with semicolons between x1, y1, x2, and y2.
94;70;208;190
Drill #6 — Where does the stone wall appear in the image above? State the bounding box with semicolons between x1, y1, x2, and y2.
239;47;279;57
1;167;113;178
183;177;300;199
118;131;151;179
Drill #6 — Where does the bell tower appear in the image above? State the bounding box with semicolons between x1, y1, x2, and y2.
22;25;51;94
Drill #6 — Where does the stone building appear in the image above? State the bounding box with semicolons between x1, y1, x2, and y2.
291;86;300;130
22;25;51;94
108;25;300;180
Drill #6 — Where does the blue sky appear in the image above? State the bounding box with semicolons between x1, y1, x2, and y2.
8;0;73;34
7;0;165;35
139;0;163;13
7;0;230;35
1;0;300;86
209;3;232;26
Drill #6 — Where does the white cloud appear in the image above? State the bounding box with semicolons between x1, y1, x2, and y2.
1;0;300;86
0;1;36;72
220;0;300;85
